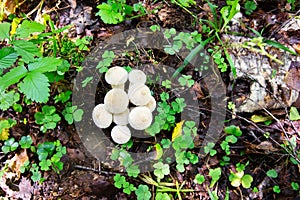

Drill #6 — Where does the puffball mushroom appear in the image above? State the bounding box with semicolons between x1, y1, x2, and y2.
113;108;129;125
111;125;131;144
128;106;153;130
128;69;147;84
145;96;156;112
105;66;128;85
104;88;129;114
128;84;151;106
92;104;112;128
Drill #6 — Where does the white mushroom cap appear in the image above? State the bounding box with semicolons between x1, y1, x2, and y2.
111;125;131;144
104;88;129;114
128;106;153;130
128;69;146;84
128;84;151;106
145;96;156;112
113;108;129;125
92;104;112;128
105;66;128;85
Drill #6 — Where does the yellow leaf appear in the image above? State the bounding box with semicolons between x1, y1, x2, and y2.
10;17;21;35
172;120;185;142
0;128;9;141
251;115;272;123
154;143;163;160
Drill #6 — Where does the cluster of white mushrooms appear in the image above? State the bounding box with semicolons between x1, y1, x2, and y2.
92;67;156;144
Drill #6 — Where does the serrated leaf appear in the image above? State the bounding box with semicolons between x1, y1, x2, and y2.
13;40;41;63
18;71;50;103
28;57;62;72
16;20;46;38
96;3;123;24
290;107;300;121
0;22;11;40
0;47;18;69
0;65;28;91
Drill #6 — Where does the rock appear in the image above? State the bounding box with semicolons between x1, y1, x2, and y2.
223;34;300;112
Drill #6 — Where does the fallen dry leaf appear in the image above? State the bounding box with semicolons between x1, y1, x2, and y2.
9;149;29;178
285;61;300;91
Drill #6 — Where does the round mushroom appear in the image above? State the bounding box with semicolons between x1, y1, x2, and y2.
111;125;131;144
128;84;151;106
92;104;112;128
128;69;146;84
113;108;129;125
128;106;153;130
105;66;128;85
145;96;156;112
104;88;129;114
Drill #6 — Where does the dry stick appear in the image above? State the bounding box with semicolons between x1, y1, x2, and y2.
247;98;300;163
74;164;122;175
268;9;300;40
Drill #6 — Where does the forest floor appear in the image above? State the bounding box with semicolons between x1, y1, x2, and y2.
0;0;300;199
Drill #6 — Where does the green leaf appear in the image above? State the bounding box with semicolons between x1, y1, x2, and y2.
0;47;18;69
225;135;237;144
265;40;297;56
224;125;242;137
39;159;51;171
19;135;33;149
0;65;28;91
153;162;170;179
13;40;41;63
135;185;151;200
0;22;11;40
73;109;83;122
19;71;50;103
16;20;46;38
195;174;205;184
28;57;62;73
289;107;300;121
127;164;140;178
209;167;221;188
273;185;281;193
266;169;278;178
155;192;170;200
0;90;20;111
241;174;253;189
96;3;124;24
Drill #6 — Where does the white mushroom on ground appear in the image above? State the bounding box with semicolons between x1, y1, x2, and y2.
111;125;131;144
128;69;147;84
104;88;129;114
145;96;156;112
128;83;152;106
113;108;129;125
92;104;112;128
105;66;128;85
128;106;153;130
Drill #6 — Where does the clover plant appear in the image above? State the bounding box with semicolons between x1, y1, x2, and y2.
34;105;61;133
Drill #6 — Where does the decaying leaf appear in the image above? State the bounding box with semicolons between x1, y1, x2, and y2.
256;141;279;152
284;61;300;92
9;149;29;177
14;177;33;200
251;114;272;123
